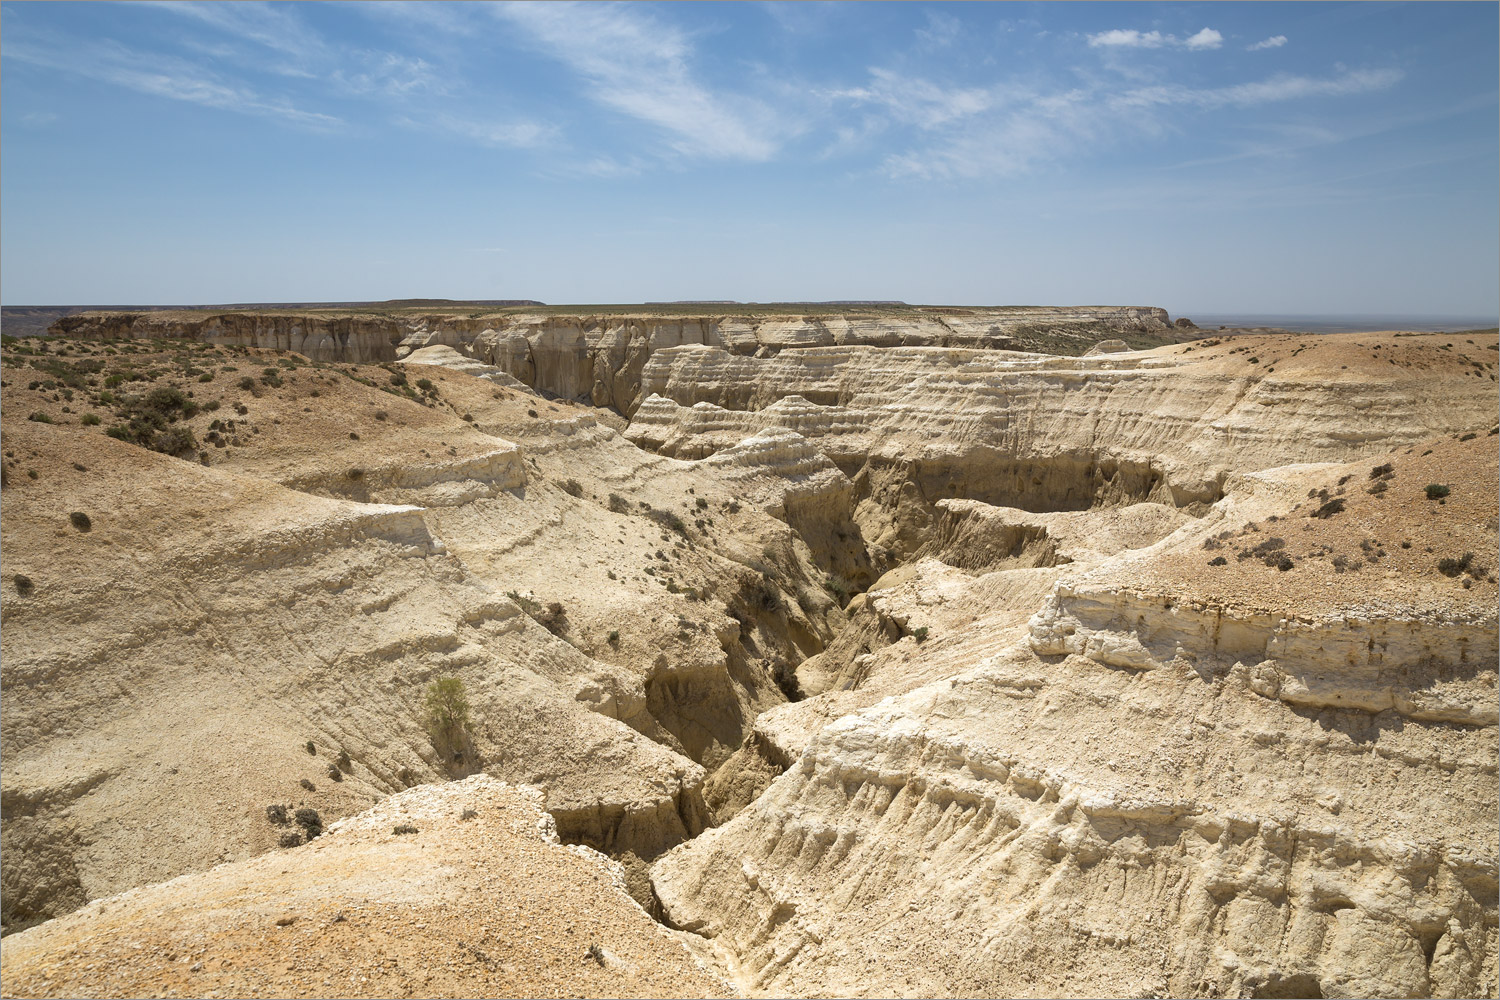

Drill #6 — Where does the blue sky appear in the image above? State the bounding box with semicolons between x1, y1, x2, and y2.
2;1;1496;316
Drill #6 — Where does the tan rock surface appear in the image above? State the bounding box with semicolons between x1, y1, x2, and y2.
0;776;733;999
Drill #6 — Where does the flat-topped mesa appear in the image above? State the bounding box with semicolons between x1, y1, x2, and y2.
49;306;1179;409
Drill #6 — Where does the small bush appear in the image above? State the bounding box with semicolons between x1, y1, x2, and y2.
373;410;388;421
1437;552;1474;578
460;807;478;821
608;493;630;514
607;629;620;644
305;741;316;755
294;807;323;839
1311;498;1346;519
336;750;352;771
13;575;34;596
80;413;101;426
327;765;343;782
1369;463;1393;479
393;823;419;836
238;376;256;391
560;478;583;497
27;412;52;424
912;625;929;642
695;497;709;510
1208;556;1227;566
1425;484;1450;500
416;378;434;392
198;372;214;382
299;778;315;792
265;804;290;825
278;831;303;848
69;511;92;532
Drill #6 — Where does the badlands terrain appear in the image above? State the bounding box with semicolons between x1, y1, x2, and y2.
1;305;1496;998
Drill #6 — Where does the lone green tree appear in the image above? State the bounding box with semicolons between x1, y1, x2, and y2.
424;677;470;766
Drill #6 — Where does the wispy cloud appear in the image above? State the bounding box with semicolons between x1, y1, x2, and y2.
1110;68;1404;112
4;34;340;129
834;68;1009;129
493;1;785;160
1089;27;1223;51
915;11;961;51
1248;35;1289;52
137;1;325;60
399;112;557;150
847;66;1403;180
332;53;442;98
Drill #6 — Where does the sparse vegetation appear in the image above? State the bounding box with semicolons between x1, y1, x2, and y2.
1311;498;1346;519
68;512;92;532
393;823;419;836
424;676;471;763
13;575;34;596
293;807;323;840
1437;552;1475;578
913;625;929;642
1425;483;1450;500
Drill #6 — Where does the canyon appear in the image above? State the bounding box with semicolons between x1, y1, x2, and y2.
1;306;1495;999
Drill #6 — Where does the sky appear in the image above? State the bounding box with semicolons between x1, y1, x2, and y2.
2;1;1497;317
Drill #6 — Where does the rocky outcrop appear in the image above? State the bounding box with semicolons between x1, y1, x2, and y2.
651;432;1499;999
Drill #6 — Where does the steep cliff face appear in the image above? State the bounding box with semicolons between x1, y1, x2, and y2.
51;306;1180;411
651;436;1499;1000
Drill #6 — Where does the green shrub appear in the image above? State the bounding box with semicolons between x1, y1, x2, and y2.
912;625;929;642
27;412;52;424
393;823;419;835
80;413;101;426
424;676;470;753
607;629;620;644
1425;483;1450;500
68;512;92;532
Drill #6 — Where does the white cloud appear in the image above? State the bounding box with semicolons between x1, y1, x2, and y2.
493;1;785;161
1088;27;1222;51
1089;29;1166;49
1248;35;1289;51
1183;28;1223;51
